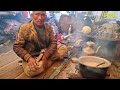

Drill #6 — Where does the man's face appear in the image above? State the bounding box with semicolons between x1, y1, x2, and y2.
31;11;46;27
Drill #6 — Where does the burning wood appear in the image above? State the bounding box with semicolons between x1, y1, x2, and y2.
74;39;83;47
63;34;72;40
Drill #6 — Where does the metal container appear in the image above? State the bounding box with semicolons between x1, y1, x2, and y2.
83;34;120;60
78;56;111;79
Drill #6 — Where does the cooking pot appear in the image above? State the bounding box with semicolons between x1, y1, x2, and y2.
78;56;111;79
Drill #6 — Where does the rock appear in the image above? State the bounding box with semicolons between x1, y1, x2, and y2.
71;57;79;63
68;73;82;79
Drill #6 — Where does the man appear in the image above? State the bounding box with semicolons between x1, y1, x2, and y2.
13;11;68;77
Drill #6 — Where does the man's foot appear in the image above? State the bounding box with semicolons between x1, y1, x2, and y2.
18;60;22;66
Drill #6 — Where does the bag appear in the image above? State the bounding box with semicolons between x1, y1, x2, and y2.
24;49;46;77
24;61;44;77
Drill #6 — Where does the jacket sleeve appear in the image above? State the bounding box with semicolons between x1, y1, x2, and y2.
44;25;57;59
13;25;31;61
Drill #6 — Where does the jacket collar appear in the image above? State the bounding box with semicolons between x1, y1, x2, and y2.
29;20;49;45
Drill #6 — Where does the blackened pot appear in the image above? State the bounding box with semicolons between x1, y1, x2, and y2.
79;64;108;79
78;56;111;79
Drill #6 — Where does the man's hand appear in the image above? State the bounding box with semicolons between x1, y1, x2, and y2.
28;57;39;71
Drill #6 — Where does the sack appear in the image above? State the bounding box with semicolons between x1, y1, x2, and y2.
24;49;46;77
24;61;44;77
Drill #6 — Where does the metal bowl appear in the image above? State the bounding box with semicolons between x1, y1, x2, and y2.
78;56;111;79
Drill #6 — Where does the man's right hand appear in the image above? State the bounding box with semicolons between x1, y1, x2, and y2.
28;57;38;71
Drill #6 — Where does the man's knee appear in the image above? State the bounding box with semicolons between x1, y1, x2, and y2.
22;60;54;77
49;44;68;61
24;66;45;77
57;44;68;57
23;61;45;77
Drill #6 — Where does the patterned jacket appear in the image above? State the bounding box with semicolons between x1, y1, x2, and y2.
13;20;57;61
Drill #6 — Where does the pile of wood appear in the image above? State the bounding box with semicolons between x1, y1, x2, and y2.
94;23;120;40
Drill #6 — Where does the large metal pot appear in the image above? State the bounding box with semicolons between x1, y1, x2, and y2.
78;56;111;79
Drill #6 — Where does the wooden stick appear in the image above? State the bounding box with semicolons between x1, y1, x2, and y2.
96;61;105;67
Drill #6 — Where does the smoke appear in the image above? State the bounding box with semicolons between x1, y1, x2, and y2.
66;16;86;58
67;15;118;60
69;16;85;42
58;13;118;60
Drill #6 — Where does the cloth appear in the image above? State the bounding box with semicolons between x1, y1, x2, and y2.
23;11;28;18
22;44;68;77
33;22;46;48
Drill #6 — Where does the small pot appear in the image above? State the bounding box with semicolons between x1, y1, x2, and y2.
78;56;111;79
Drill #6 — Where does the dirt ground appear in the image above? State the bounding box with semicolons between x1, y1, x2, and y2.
107;60;120;79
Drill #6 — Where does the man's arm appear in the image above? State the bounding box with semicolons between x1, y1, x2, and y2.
44;25;57;59
13;26;31;61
